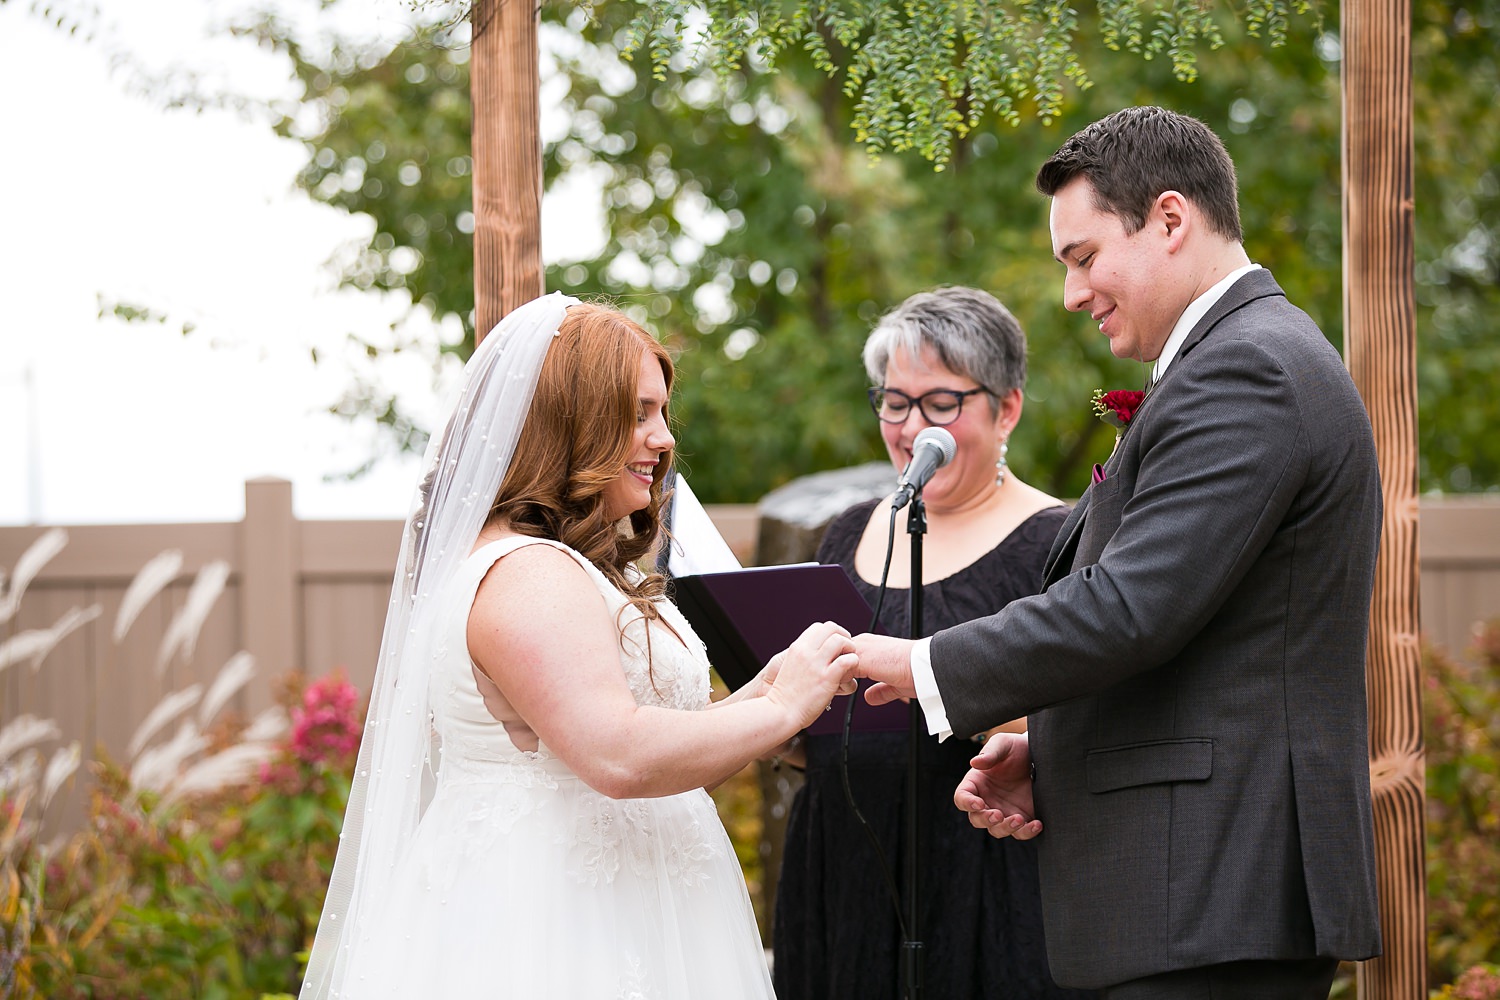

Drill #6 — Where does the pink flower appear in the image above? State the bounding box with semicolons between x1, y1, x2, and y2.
1452;965;1500;1000
290;671;364;767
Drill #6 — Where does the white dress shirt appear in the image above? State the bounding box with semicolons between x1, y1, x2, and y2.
908;263;1262;740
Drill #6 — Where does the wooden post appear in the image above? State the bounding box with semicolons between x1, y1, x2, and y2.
470;0;545;343
241;478;300;714
1342;0;1425;992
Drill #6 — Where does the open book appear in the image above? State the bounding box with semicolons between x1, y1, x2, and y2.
672;562;872;691
662;477;906;734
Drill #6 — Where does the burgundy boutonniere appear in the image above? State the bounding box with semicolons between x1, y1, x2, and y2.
1092;388;1145;429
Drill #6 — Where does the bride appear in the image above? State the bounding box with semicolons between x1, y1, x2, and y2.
299;293;857;1000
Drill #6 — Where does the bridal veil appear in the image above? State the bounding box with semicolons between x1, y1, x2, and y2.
299;292;578;1000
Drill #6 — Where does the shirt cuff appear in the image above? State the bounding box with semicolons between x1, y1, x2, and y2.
910;637;953;742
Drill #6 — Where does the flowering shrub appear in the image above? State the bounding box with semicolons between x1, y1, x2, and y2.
8;671;362;1000
1426;624;1500;992
1433;964;1500;1000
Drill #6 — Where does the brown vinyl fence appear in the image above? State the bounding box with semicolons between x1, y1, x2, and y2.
3;478;1498;832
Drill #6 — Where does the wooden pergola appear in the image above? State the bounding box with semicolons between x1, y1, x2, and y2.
467;0;1425;993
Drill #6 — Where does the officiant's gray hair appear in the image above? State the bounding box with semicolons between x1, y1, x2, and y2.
863;285;1027;397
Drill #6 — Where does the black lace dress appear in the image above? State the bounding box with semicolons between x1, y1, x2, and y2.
772;499;1098;1000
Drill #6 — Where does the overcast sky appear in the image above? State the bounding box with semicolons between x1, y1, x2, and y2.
0;0;598;526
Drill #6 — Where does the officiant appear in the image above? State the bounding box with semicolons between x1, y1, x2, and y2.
771;286;1093;1000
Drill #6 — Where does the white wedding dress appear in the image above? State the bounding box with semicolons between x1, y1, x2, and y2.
340;537;776;999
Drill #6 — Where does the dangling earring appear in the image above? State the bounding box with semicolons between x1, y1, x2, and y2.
995;439;1009;487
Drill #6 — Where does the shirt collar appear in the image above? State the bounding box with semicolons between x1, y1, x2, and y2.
1152;263;1261;382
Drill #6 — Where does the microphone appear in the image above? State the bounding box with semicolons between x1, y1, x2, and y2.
891;426;957;510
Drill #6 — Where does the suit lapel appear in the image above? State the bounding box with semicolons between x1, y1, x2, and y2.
1043;492;1089;588
1044;271;1287;591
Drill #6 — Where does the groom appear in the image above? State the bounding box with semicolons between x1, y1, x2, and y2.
854;107;1384;998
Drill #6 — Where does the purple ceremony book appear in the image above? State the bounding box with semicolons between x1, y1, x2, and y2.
670;564;908;735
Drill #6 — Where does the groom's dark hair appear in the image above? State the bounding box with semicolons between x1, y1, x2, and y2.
1036;106;1244;243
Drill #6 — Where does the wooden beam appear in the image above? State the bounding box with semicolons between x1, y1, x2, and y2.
470;0;545;342
1342;0;1425;990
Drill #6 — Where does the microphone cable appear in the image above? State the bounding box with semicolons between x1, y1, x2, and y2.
837;499;909;941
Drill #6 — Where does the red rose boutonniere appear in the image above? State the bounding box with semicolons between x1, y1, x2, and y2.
1092;388;1145;430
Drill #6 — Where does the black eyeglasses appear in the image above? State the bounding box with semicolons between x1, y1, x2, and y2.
867;386;992;426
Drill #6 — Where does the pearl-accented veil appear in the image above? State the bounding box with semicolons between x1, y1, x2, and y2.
299;291;577;1000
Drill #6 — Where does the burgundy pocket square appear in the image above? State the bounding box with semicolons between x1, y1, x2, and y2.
1092;463;1107;485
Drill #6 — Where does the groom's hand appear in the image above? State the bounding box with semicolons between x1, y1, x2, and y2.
954;732;1043;841
851;634;918;705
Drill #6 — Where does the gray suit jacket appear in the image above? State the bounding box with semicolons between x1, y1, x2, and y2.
931;269;1383;989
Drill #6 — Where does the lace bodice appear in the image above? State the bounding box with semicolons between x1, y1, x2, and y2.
429;536;712;771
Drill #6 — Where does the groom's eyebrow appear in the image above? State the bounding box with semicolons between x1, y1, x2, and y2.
1055;239;1086;263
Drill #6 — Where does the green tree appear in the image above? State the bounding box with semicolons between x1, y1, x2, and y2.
72;0;1500;500
1424;622;1500;986
609;0;1316;164
255;1;1354;500
1410;0;1500;494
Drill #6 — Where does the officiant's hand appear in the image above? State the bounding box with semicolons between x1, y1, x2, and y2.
954;732;1043;841
852;634;919;705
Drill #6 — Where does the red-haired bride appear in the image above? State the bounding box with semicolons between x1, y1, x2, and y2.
300;293;857;999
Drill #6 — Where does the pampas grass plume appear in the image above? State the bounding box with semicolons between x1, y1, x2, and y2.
0;527;67;625
199;651;257;728
127;685;202;761
40;742;81;811
156;560;231;675
0;714;62;764
114;549;184;643
129;720;207;794
161;742;278;806
0;604;103;675
242;706;290;744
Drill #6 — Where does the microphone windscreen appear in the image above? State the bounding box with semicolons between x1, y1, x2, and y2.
913;426;957;464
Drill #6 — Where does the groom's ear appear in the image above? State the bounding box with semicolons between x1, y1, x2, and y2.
1154;190;1191;251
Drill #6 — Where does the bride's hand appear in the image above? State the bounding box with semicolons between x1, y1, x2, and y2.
756;649;854;695
757;651;785;693
764;621;859;727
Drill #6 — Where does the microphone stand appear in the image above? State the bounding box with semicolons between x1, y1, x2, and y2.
902;492;927;1000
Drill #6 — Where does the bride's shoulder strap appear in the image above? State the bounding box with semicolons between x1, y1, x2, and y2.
470;534;560;563
466;536;614;595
